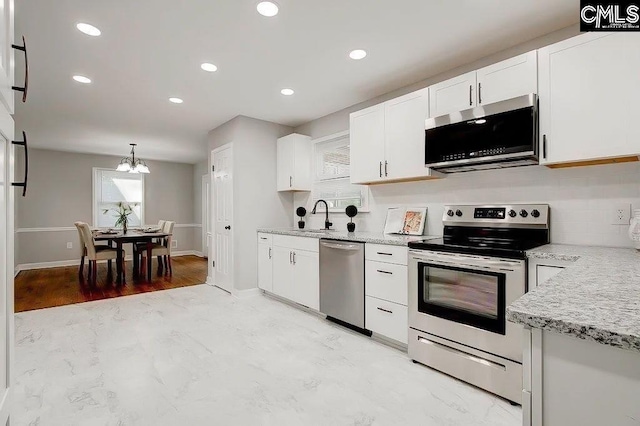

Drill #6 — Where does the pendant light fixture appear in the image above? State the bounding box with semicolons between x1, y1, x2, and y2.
116;143;150;174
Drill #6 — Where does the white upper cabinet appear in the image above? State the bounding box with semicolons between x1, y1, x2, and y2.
0;0;15;113
277;133;312;191
384;88;431;181
538;33;640;166
350;89;441;184
350;104;386;184
476;51;537;106
428;72;477;117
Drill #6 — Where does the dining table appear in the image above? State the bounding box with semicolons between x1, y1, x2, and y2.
93;229;171;283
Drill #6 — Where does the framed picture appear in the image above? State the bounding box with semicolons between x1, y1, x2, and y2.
384;207;427;235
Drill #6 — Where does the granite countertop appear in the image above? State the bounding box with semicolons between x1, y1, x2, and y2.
507;244;640;353
257;228;440;246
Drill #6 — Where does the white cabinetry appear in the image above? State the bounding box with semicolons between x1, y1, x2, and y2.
350;88;440;185
429;71;477;117
270;235;319;310
0;0;14;114
277;133;312;191
257;233;273;292
364;244;409;344
429;51;537;118
538;33;640;167
350;104;385;184
476;51;537;106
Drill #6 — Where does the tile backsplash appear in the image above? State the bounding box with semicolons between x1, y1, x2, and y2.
294;162;640;248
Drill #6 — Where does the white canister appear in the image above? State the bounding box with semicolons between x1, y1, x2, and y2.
628;209;640;250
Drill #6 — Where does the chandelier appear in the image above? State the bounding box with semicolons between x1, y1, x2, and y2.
116;143;150;174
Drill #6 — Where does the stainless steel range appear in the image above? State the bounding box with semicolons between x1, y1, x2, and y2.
407;204;549;404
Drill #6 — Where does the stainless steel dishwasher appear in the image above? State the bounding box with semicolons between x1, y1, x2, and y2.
319;239;366;330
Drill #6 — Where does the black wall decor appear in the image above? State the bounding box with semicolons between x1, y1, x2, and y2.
346;205;358;232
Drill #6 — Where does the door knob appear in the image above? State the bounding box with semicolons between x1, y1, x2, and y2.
224;225;231;230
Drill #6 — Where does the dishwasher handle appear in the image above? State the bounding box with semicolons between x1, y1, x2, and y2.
320;240;362;251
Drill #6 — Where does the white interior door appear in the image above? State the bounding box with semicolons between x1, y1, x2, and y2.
0;106;14;424
201;174;209;258
212;144;233;292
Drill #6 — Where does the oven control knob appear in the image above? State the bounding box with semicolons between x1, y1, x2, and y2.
447;209;454;217
531;209;540;218
455;210;463;217
520;209;529;218
508;209;517;218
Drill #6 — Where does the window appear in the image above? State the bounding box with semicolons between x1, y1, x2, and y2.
311;132;369;212
93;168;144;228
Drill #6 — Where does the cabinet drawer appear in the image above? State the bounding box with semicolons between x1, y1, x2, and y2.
365;244;407;265
257;233;273;245
273;235;319;252
365;296;408;344
365;261;407;305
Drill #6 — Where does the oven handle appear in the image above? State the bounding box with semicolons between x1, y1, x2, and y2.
409;251;523;272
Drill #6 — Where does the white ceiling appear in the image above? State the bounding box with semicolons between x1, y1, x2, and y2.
15;0;578;164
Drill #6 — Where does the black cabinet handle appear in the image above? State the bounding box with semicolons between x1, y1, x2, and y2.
384;161;388;177
469;85;472;106
377;269;393;275
376;252;392;256
12;131;28;196
379;161;382;178
376;307;393;314
12;36;28;103
224;225;231;230
478;83;482;104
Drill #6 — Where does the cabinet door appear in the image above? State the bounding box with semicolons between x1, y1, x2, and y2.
428;71;476;117
384;88;430;180
276;136;295;191
293;250;319;310
257;242;273;292
272;246;294;300
476;51;537;105
349;104;385;184
536;265;564;287
0;0;13;114
539;33;640;165
292;135;312;191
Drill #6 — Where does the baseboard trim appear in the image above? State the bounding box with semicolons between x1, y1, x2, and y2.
231;288;261;299
15;251;202;273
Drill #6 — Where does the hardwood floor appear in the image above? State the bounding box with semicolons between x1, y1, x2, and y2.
15;255;208;313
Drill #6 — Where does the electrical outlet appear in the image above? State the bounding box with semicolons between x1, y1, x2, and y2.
612;203;631;225
66;242;73;249
171;240;178;249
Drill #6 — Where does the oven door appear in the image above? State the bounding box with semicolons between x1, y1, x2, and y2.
408;250;525;362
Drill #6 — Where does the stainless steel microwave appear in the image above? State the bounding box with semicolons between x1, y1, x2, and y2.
424;94;538;173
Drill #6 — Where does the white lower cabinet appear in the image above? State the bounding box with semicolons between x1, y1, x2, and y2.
257;233;273;292
262;235;320;311
365;296;408;344
364;244;409;344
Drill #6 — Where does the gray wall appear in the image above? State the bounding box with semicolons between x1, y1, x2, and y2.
16;148;199;266
208;116;294;290
291;24;640;248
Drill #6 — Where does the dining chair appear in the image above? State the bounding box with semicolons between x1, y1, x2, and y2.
134;219;166;269
75;222;124;286
74;222;88;279
140;220;175;277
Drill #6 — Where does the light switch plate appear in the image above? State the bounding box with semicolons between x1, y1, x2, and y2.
611;203;631;225
171;240;178;249
66;242;73;249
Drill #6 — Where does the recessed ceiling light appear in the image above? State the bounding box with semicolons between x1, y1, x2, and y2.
349;49;367;60
201;63;218;72
169;97;184;104
257;1;279;17
72;75;91;84
76;23;101;36
280;88;294;96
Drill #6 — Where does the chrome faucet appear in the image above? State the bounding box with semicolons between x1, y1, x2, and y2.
311;199;333;230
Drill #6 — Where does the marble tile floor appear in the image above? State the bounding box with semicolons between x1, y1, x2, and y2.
15;284;521;426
